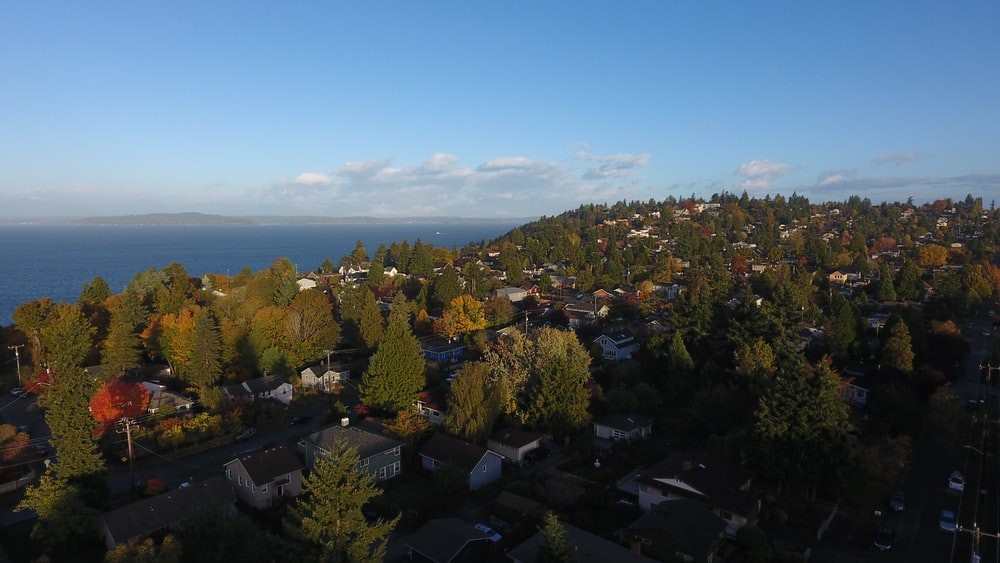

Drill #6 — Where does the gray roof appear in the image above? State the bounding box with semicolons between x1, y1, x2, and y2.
506;521;657;563
242;374;289;394
404;518;490;562
489;428;546;449
593;413;652;432
626;499;726;559
420;432;494;473
304;425;402;460
100;477;235;547
224;445;303;486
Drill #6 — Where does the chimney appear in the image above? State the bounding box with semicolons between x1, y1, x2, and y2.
340;417;350;427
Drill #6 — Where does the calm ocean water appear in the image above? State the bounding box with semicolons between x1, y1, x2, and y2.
0;223;518;326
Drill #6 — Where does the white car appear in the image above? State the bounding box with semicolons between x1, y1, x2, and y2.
939;509;957;532
474;524;502;543
10;387;26;398
948;471;965;491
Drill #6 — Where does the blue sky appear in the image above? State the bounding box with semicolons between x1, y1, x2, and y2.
2;2;998;219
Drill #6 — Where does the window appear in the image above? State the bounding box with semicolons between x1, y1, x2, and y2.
245;481;252;488
360;458;369;468
482;464;487;472
612;429;627;441
391;446;401;457
379;466;387;480
432;459;440;468
252;485;256;492
226;468;231;480
261;485;268;494
238;475;243;485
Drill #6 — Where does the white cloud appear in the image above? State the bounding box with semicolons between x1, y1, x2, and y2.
294;172;333;185
817;169;855;186
874;151;925;168
575;149;651;180
734;159;792;192
250;148;650;217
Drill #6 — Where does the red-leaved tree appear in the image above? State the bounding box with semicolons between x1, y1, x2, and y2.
90;379;150;434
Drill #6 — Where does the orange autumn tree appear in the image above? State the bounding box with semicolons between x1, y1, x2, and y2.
90;379;150;434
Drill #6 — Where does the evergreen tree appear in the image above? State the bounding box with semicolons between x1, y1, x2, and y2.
876;264;898;302
189;309;222;390
431;266;462;308
881;320;914;375
359;289;385;350
78;276;112;306
16;473;100;554
444;362;500;443
409;239;435;276
896;259;923;301
536;512;574;563
101;304;144;376
826;292;862;363
105;536;183;563
285;440;398;562
360;317;425;414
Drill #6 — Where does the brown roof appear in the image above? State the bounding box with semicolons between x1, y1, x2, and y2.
100;477;235;546
305;425;402;460
224;445;303;486
419;432;491;473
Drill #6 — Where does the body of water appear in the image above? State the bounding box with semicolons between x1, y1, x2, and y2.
0;222;518;326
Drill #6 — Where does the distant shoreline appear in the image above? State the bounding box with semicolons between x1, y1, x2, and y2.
0;212;535;227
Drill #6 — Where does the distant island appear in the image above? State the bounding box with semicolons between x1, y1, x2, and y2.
0;212;533;226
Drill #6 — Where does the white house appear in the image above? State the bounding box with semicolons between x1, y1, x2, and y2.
593;330;640;361
225;374;293;406
299;362;350;393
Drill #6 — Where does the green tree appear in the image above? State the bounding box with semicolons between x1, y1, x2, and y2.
17;473;100;553
431;265;463;308
751;356;855;498
383;409;430;459
360;317;426;414
180;507;291;563
527;351;592;438
536;512;574;563
285;289;340;364
826;293;863;363
78;276;112;306
444;362;500;443
285;440;398;562
101;302;144;376
13;298;56;368
875;264;897;302
189;309;223;390
359;289;385;350
881;320;914;375
896;259;923;301
409;239;435;277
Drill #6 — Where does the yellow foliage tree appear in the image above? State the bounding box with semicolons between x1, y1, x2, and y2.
435;295;487;340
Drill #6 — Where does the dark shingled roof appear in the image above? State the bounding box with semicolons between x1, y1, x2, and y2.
242;374;289;394
224;445;303;486
638;451;757;515
419;432;491;473
626;499;726;560
593;413;652;432
305;425;402;460
100;477;235;547
404;518;490;562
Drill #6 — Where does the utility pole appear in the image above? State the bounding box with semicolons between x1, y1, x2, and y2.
8;344;24;384
115;404;137;491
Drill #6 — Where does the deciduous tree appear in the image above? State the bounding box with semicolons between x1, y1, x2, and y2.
90;379;151;432
444;362;500;443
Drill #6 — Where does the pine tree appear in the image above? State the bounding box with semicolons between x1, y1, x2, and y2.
536;512;574;563
359;289;385;350
881;321;914;375
360;317;425;414
285;440;398;562
431;266;462;308
101;307;144;376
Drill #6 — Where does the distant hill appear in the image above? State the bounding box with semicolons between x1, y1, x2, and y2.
64;213;532;226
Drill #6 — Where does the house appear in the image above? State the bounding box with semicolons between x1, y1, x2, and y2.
593;330;640;361
141;381;194;415
637;451;761;538
299;361;351;393
98;477;236;549
494;287;529;303
404;518;493;563
419;432;503;491
299;424;403;482
592;288;616;300
416;388;449;426
506;521;657;563
487;428;547;464
839;378;870;409
422;337;466;363
296;278;317;291
224;374;293;406
625;499;727;562
828;269;862;286
593;413;652;444
223;445;304;510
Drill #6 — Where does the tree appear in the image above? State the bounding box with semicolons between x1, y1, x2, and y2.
90;379;151;433
826;293;863;363
180;507;291;563
896;259;923;301
431;266;462;309
875;264;897;302
733;338;777;381
189;309;223;390
484;295;515;327
444;362;500;443
358;289;385;350
435;294;487;340
751;356;856;498
881;321;914;375
105;535;183;563
527;348;592;438
13;298;56;368
78;276;112;306
284;289;340;364
537;512;574;563
360;317;426;414
285;440;398;562
101;297;145;376
383;409;431;459
17;472;100;553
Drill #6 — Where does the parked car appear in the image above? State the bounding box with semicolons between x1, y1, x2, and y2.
10;387;26;398
889;490;905;511
874;527;896;550
948;471;965;491
474;523;502;543
524;446;551;465
235;427;257;442
983;329;992;338
939;509;957;532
